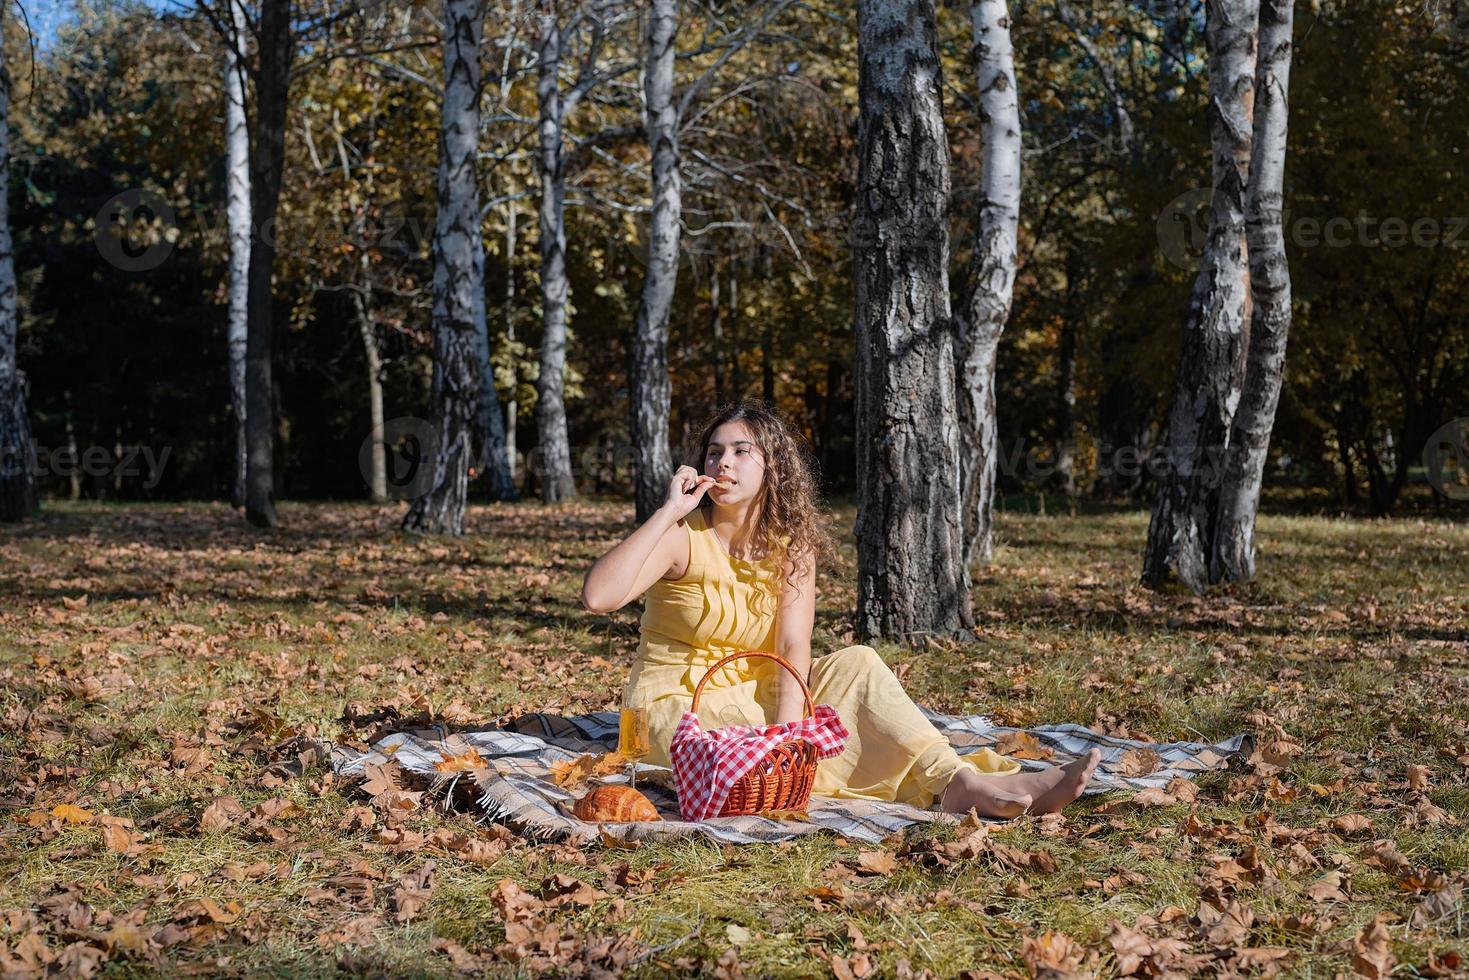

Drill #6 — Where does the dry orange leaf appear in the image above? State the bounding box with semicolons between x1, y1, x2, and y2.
1352;916;1396;979
433;748;488;773
98;816;137;854
549;750;628;788
1330;814;1373;835
995;730;1055;761
854;850;895;876
1116;748;1163;777
52;804;94;825
1260;739;1304;767
1022;930;1089;977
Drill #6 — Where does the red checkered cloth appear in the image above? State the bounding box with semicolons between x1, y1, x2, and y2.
669;705;850;821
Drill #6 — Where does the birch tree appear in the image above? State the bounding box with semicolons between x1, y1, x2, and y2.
198;0;364;524
629;0;679;523
403;0;488;534
1142;0;1259;592
0;2;36;523
241;0;294;528
1212;0;1294;582
473;296;516;502
501;204;518;485
532;2;633;503
853;0;972;644
956;0;1022;569
534;4;575;502
225;0;251;508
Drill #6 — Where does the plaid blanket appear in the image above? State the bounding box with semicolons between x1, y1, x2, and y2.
330;708;1251;846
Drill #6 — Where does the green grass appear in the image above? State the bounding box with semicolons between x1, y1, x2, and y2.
0;500;1466;977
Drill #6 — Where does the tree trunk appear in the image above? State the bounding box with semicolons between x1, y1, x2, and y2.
957;0;1022;569
729;272;742;398
534;5;577;503
226;0;251;509
1212;0;1294;583
820;356;840;482
64;395;80;500
761;320;775;406
474;294;516;502
854;0;972;646
244;0;293;529
630;0;679;523
1142;0;1258;593
710;262;724;403
0;0;33;522
403;0;488;535
503;203;517;482
760;248;775;405
352;247;387;503
1336;419;1358;507
1055;285;1079;498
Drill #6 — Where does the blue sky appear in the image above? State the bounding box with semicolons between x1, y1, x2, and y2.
21;0;178;52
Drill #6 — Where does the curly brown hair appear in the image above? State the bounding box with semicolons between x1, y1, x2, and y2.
687;401;839;595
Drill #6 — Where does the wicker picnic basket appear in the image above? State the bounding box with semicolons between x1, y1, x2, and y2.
679;650;819;817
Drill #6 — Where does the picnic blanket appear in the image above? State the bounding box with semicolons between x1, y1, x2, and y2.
330;707;1251;845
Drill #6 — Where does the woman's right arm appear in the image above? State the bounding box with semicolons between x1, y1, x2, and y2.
579;465;715;613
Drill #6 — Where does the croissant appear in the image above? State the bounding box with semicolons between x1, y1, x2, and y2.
572;785;660;823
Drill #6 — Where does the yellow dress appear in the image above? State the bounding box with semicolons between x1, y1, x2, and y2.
622;507;1020;810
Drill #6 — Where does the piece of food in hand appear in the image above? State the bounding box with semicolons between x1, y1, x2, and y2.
571;785;660;823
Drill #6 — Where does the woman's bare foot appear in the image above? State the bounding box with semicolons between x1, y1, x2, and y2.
940;749;1102;818
1012;749;1102;814
939;768;1033;818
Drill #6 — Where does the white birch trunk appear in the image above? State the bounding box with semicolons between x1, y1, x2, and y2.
630;0;679;523
957;0;1022;569
475;288;516;502
243;0;292;528
1213;0;1294;582
854;0;973;645
404;0;488;534
503;204;517;483
0;2;35;522
225;0;251;509
352;239;387;503
534;5;577;503
1142;0;1259;592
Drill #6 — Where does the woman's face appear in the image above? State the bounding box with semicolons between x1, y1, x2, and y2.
703;421;765;504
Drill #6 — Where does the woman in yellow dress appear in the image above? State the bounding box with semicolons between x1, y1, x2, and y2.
580;403;1099;817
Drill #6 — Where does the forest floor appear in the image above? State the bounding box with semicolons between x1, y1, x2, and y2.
0;500;1466;978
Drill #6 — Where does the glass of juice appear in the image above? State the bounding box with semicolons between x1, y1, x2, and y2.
618;691;651;788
